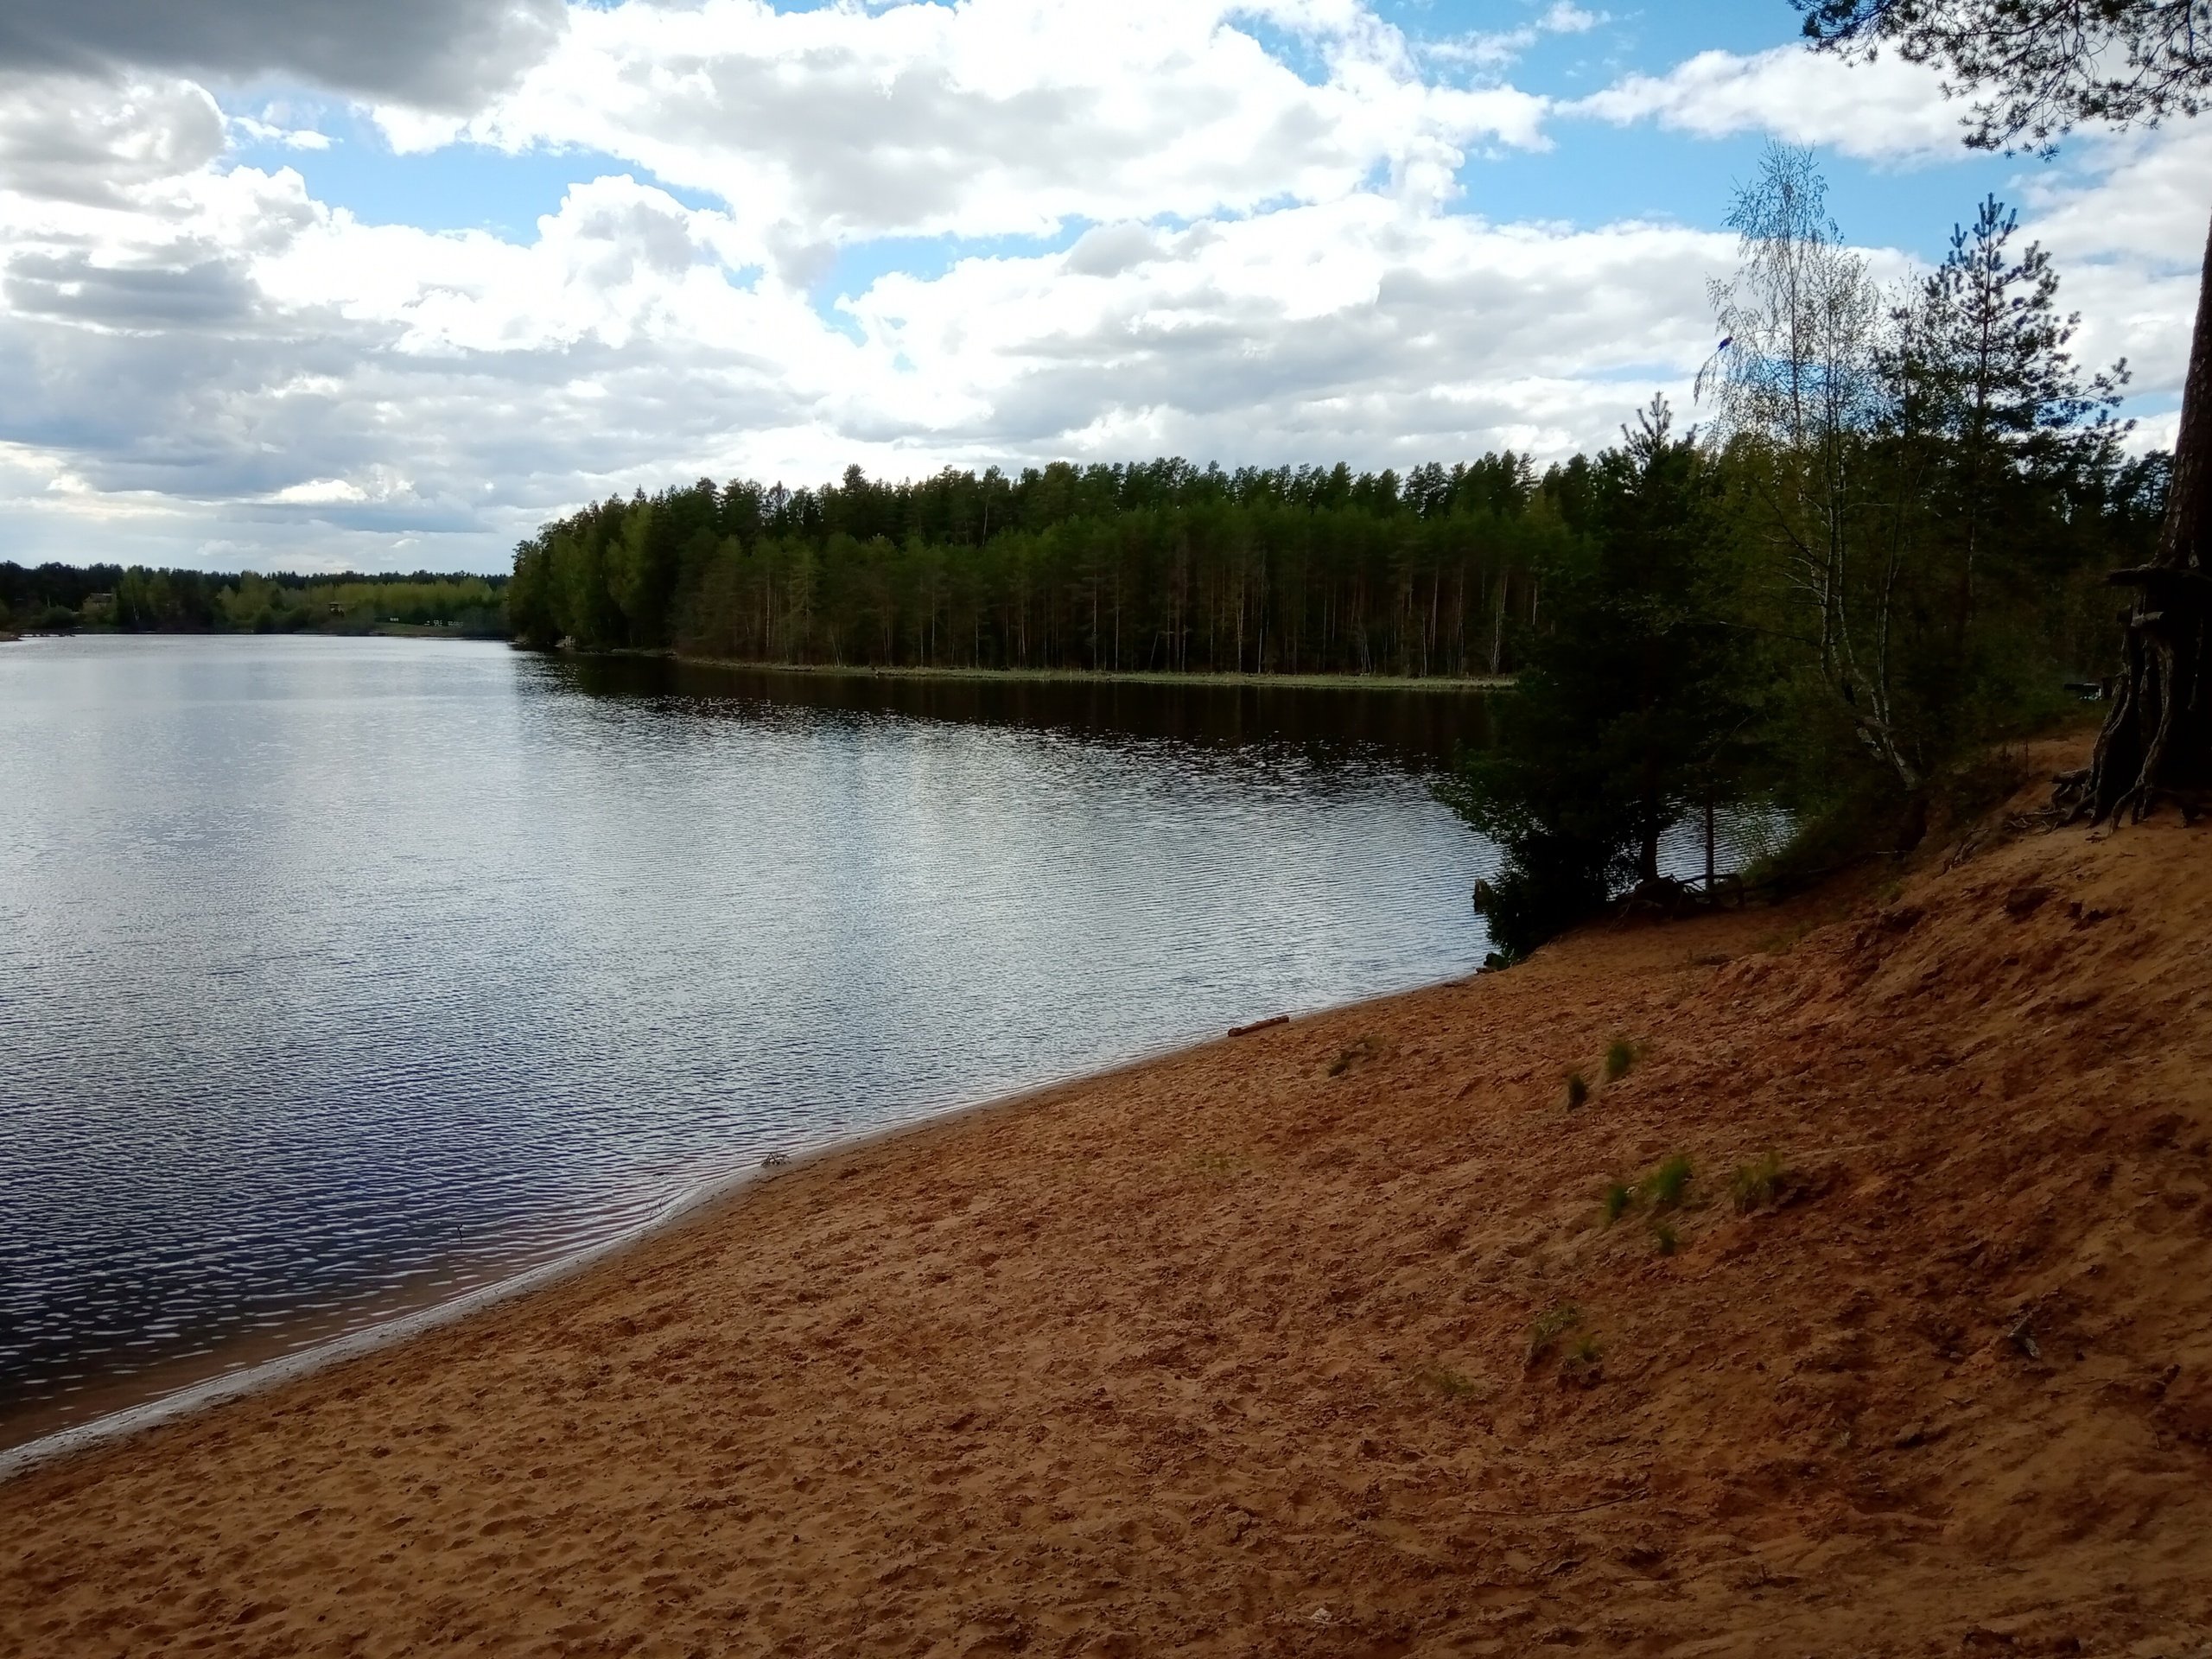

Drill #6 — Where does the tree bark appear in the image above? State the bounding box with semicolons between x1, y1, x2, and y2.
2067;204;2212;823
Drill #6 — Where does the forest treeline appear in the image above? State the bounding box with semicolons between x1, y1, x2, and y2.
0;564;507;638
506;454;1559;677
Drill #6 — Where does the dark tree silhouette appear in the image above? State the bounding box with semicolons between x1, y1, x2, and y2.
1799;0;2211;820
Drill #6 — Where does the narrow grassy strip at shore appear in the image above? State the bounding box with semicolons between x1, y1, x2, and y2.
632;648;1510;694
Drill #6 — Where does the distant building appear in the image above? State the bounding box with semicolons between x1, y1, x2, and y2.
79;592;116;623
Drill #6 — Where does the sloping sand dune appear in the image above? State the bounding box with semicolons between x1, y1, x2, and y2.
6;776;2212;1655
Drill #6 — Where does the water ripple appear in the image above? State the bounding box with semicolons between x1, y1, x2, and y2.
0;637;1500;1447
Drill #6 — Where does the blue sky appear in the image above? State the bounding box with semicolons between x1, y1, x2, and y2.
1;0;2202;571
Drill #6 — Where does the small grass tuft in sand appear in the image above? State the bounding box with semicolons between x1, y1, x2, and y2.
1729;1152;1790;1213
1560;1333;1604;1387
1564;1071;1591;1111
1526;1303;1584;1367
1643;1154;1693;1211
1600;1180;1633;1227
1650;1220;1680;1256
1604;1038;1637;1082
1327;1036;1376;1077
1415;1363;1485;1402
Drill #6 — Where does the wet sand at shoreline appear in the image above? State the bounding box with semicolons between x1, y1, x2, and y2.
7;772;2212;1654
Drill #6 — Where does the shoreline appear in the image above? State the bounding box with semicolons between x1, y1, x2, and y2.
5;626;500;643
588;646;1511;694
0;1027;1294;1484
0;1165;761;1484
8;632;1507;686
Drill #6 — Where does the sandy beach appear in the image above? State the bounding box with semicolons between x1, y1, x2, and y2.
7;766;2212;1655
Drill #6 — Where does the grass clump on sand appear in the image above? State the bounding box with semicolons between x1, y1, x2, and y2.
1604;1038;1637;1082
1600;1179;1634;1226
1563;1042;1635;1111
1526;1304;1584;1368
1729;1152;1791;1213
1599;1154;1695;1233
1643;1154;1693;1211
1328;1035;1377;1077
1415;1363;1486;1402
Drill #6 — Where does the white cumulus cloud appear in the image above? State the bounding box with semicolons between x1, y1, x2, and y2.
1574;44;1961;162
375;0;1551;271
1426;2;1605;74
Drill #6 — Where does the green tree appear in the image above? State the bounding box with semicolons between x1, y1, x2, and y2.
1443;398;1763;958
1878;194;2128;757
1700;145;1903;785
1796;0;2212;817
1704;151;2134;828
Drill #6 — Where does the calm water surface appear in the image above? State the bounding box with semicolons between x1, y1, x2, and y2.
0;637;1503;1448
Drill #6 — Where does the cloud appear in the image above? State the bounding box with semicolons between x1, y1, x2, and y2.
1574;44;1962;162
1426;2;1604;75
378;0;1551;270
267;477;368;505
0;0;565;111
0;73;226;204
0;144;847;556
2011;120;2212;401
2020;122;2212;267
836;200;1731;466
5;250;260;329
228;115;332;151
0;99;1735;568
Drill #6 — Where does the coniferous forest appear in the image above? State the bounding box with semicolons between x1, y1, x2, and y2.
505;454;1560;679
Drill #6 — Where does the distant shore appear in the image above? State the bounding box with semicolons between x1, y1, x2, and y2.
0;623;501;643
605;646;1511;694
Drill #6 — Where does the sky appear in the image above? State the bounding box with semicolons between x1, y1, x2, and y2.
0;0;2203;575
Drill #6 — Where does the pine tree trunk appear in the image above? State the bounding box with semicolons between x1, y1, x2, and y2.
2067;205;2212;823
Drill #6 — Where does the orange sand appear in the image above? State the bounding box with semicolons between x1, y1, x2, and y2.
5;768;2212;1655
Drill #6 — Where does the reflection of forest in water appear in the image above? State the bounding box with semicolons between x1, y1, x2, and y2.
556;656;1497;772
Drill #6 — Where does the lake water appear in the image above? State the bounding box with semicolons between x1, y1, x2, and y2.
0;636;1503;1451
